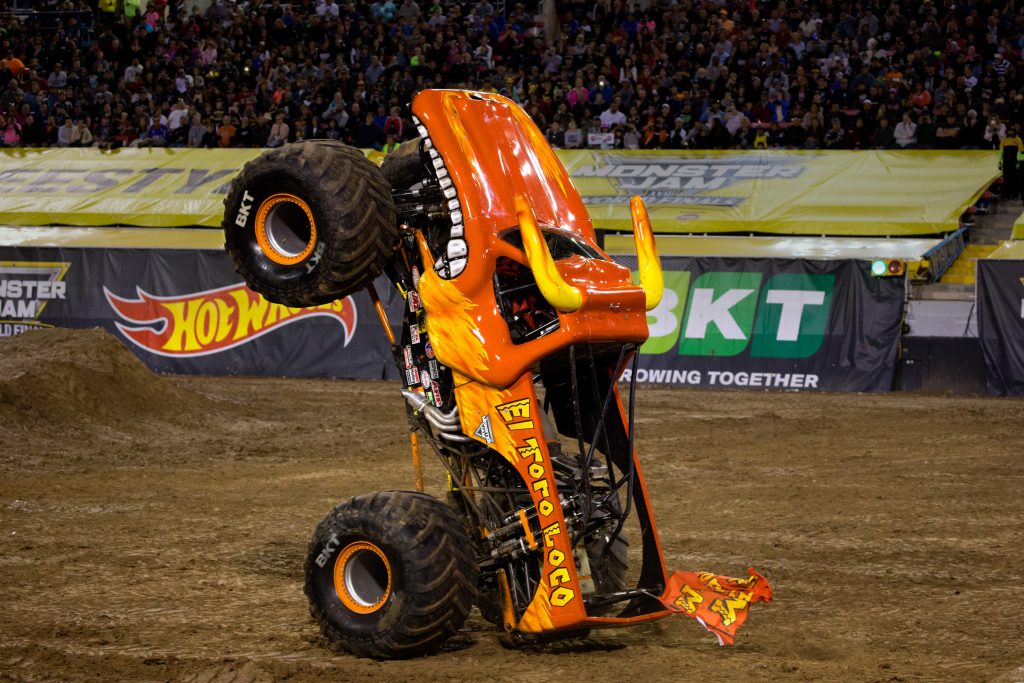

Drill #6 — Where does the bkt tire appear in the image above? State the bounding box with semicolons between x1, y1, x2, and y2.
304;491;478;659
223;141;397;307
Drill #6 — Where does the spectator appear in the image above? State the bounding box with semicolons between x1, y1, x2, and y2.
71;119;93;147
999;126;1023;200
352;112;385;149
1;115;20;147
0;0;1017;159
935;113;962;149
600;99;627;130
872;118;895;149
563;120;583;149
188;114;209;148
57;119;75;147
217;115;237;148
267;113;289;148
894;113;917;148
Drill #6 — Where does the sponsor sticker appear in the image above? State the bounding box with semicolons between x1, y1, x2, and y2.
408;290;420;312
473;415;494;444
420;369;431;388
425;341;434;358
411;266;420;288
410;325;421;345
405;368;418;386
403;345;414;369
428;359;440;379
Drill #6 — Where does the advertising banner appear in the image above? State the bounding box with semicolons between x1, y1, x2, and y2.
617;256;905;392
0;246;400;379
0;246;904;390
0;148;997;236
976;259;1024;396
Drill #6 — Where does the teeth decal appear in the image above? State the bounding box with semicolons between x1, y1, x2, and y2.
413;115;467;280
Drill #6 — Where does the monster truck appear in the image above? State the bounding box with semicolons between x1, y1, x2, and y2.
223;89;771;659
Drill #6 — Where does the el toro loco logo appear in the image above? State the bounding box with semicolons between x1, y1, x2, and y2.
105;283;356;357
629;270;835;387
494;398;578;610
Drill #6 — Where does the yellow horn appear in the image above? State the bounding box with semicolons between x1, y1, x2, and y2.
630;195;663;311
516;195;583;313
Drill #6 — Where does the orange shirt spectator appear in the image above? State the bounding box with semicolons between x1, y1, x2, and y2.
217;116;237;147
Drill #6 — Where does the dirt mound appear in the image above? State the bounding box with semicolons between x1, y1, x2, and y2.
0;327;210;431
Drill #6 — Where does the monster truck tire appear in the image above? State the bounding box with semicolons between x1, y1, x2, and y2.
223;140;397;307
304;490;478;659
379;137;425;189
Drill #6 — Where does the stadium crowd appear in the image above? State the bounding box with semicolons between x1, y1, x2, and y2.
0;0;1022;156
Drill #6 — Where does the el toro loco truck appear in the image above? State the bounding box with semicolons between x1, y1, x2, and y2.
222;89;771;658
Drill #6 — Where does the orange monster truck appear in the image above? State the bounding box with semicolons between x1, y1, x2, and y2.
222;89;771;659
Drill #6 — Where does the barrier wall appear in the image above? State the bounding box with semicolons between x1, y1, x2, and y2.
0;246;400;380
977;259;1024;396
0;244;906;392
0;148;998;236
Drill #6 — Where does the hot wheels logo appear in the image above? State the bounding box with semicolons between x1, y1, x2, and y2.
104;283;356;357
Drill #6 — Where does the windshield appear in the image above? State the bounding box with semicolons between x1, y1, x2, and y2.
499;227;605;261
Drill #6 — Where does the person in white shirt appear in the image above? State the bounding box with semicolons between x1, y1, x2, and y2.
317;0;340;18
894;112;917;148
599;98;627;129
168;100;189;131
267;113;290;148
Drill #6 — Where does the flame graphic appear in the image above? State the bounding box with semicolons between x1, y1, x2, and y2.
104;283;356;357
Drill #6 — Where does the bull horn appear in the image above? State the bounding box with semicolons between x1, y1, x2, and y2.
630;195;663;311
516;195;583;313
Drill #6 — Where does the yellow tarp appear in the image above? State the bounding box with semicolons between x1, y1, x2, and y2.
987;240;1024;259
0;148;998;236
563;149;998;236
0;226;224;249
1011;211;1024;240
604;234;940;259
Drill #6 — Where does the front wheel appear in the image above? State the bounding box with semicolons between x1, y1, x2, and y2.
304;491;478;659
223;140;397;307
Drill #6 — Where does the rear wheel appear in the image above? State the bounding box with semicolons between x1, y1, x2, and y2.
379;137;426;189
223;140;397;307
304;491;478;659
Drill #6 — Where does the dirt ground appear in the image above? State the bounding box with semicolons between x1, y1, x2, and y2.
2;328;1023;682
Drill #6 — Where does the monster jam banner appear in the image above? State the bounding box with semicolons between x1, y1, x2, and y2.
976;259;1024;396
0;246;399;379
615;255;905;392
0;148;997;236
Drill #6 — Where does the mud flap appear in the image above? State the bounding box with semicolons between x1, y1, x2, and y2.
657;567;773;645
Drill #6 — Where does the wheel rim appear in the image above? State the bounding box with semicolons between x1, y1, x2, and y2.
254;193;318;266
333;541;392;614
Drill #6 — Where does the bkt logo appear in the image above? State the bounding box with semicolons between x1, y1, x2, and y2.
643;271;834;358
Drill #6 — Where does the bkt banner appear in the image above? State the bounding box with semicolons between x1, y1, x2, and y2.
616;256;906;392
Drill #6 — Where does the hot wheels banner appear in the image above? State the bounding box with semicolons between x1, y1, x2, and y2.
976;259;1024;396
0;245;400;379
615;256;905;392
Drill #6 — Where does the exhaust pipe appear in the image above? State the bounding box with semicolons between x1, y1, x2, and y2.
401;390;471;443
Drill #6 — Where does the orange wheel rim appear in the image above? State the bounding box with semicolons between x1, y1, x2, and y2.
333;541;392;614
254;193;318;266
